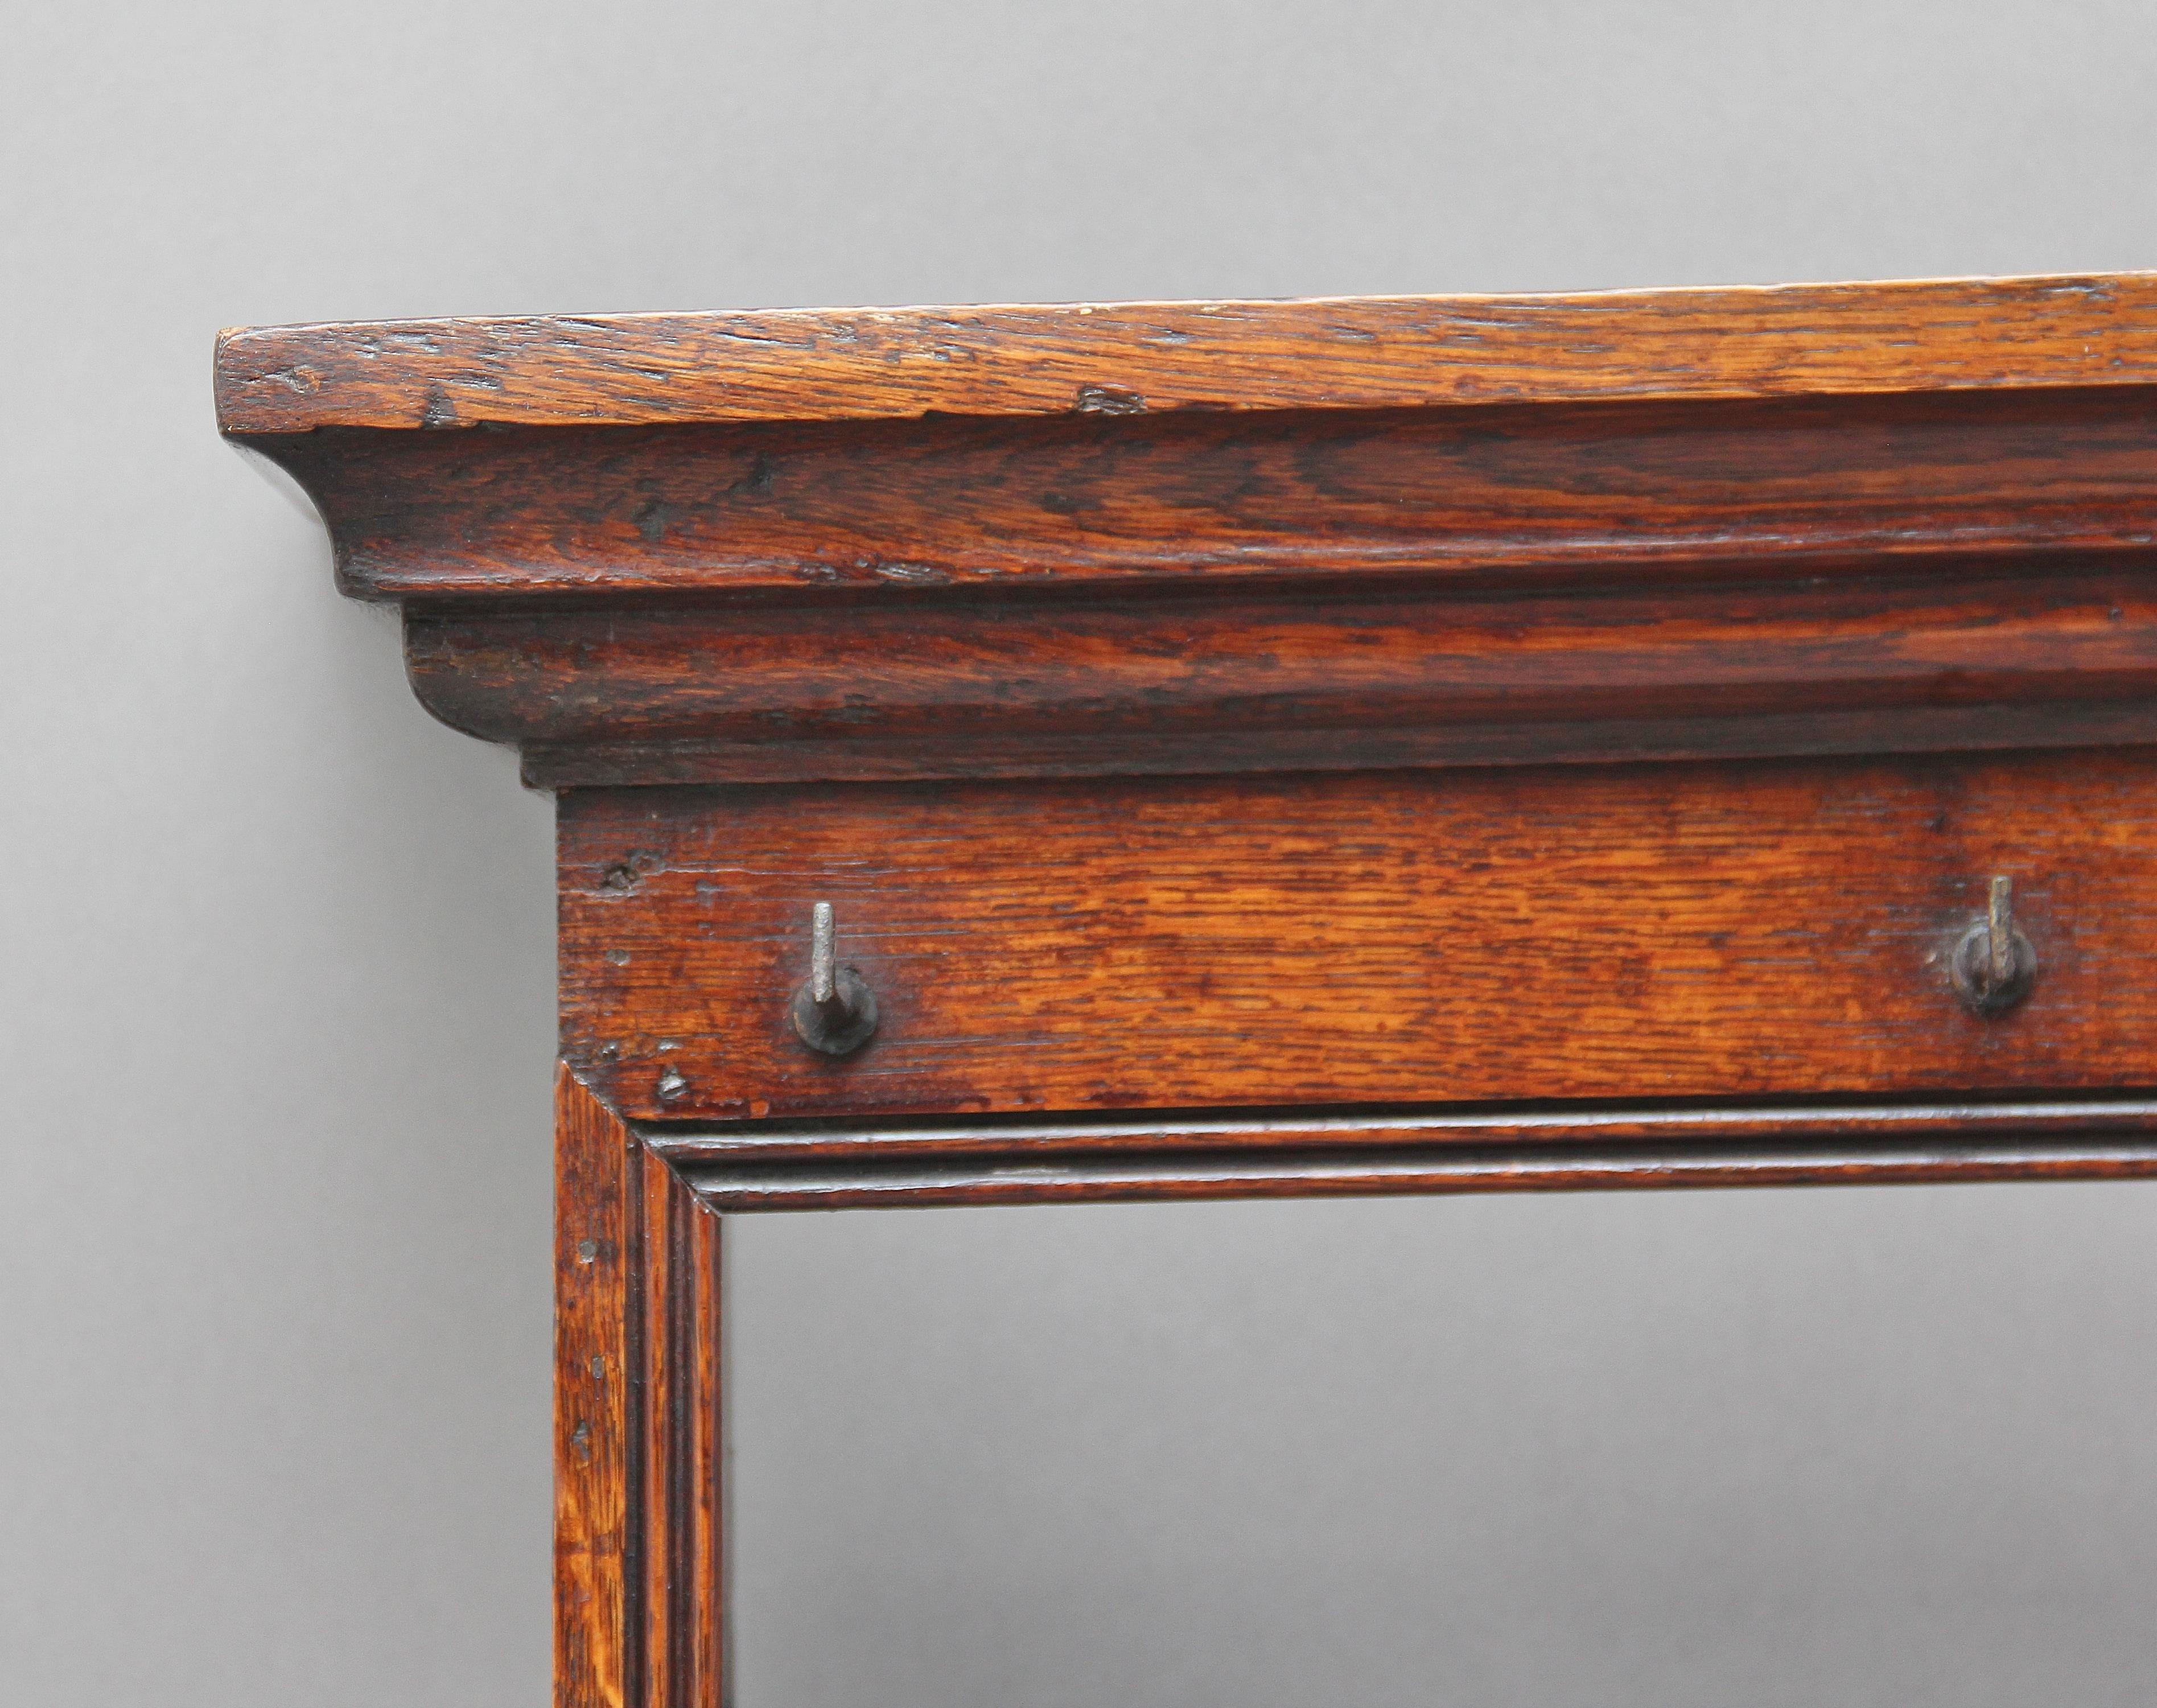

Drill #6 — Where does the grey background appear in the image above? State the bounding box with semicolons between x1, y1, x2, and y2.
5;2;2156;1702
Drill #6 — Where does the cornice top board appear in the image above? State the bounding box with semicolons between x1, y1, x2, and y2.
217;274;2157;789
216;273;2157;432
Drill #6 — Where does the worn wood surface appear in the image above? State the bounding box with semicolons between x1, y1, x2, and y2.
555;1071;633;1708
229;274;2157;1701
278;384;2157;603
561;750;2157;1123
554;1072;725;1708
216;273;2157;434
414;564;2157;789
220;274;2157;789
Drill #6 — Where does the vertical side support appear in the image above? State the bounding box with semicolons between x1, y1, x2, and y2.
556;1067;635;1707
556;1067;728;1707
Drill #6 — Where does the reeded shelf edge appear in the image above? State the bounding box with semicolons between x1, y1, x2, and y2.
636;1092;2157;1163
673;1138;2157;1212
648;1091;2157;1209
637;1081;2157;1207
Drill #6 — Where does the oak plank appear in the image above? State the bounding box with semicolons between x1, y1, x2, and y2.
404;565;2157;788
217;273;2157;434
560;750;2157;1122
292;384;2157;603
554;1071;633;1708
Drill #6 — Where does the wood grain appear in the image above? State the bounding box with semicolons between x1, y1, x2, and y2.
554;1071;725;1708
215;273;2157;435
559;750;2157;1123
411;565;2157;789
275;384;2157;603
242;275;2157;1703
554;1070;632;1708
224;275;2157;790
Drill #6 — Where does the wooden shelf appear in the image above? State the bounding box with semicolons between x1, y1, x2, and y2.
222;272;2157;1707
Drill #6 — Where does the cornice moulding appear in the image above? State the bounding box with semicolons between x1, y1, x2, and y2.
216;274;2157;788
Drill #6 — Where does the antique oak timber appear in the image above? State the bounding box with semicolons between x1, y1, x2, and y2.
218;273;2157;1703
